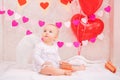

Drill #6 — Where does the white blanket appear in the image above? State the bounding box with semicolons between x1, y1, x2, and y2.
0;56;120;80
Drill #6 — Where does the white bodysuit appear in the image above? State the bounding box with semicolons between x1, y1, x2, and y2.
33;41;61;72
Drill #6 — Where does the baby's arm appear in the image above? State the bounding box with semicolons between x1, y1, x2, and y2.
33;52;45;66
33;44;45;66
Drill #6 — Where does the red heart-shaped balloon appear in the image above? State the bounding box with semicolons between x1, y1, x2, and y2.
78;0;103;16
71;14;104;42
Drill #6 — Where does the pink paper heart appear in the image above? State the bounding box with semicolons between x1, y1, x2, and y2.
72;20;80;26
89;38;96;43
38;20;45;27
12;20;18;27
73;41;80;48
22;16;29;23
26;30;32;35
0;10;5;14
104;6;111;13
57;41;64;48
89;14;96;21
56;22;62;28
7;9;14;16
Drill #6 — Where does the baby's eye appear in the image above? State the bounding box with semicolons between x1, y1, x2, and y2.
49;30;52;33
44;30;46;32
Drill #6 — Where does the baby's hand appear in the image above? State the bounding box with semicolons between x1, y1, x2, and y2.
59;60;65;64
60;61;72;70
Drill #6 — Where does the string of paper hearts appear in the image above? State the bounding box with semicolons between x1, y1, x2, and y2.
18;0;50;9
0;9;62;28
57;41;85;48
17;0;73;10
0;8;105;48
0;6;111;27
0;4;111;16
0;9;72;29
60;0;73;5
17;0;73;7
57;34;104;48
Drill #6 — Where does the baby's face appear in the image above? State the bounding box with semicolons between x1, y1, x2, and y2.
42;25;59;44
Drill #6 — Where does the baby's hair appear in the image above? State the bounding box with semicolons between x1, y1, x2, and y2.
48;24;59;29
48;24;56;27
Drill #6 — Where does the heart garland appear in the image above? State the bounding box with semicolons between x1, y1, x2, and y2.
60;0;73;5
1;7;108;47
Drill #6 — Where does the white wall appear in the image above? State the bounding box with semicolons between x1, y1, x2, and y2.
112;0;120;66
0;2;1;61
0;0;3;62
0;0;117;63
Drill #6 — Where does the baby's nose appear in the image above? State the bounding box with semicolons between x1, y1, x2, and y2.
45;32;49;35
46;32;49;34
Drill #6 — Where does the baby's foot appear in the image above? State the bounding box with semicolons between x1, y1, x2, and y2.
72;64;86;72
79;64;86;70
64;70;72;76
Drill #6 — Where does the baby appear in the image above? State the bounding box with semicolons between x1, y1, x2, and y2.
33;24;85;76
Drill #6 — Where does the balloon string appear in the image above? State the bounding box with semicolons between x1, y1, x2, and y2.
70;0;83;55
77;4;82;55
78;44;82;55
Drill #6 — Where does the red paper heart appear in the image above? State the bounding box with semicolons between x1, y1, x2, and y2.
78;0;103;16
71;14;104;42
18;0;27;6
60;0;72;5
40;2;49;9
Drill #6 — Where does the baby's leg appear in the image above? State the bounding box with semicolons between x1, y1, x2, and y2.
60;61;85;72
71;64;86;72
40;65;71;76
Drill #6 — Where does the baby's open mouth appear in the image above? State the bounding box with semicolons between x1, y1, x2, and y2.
45;35;48;37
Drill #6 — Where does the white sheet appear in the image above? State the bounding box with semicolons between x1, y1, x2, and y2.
0;64;120;80
0;57;120;80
